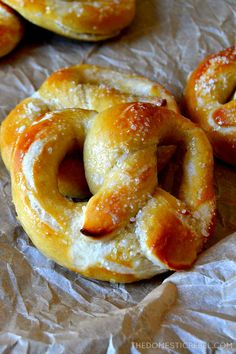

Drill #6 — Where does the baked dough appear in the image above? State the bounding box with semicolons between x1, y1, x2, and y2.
2;0;136;41
0;64;179;197
10;104;215;282
0;1;23;57
184;47;236;165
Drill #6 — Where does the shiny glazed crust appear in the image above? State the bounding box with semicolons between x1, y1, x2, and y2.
184;47;236;165
10;104;216;283
0;64;179;197
0;1;23;57
2;0;136;40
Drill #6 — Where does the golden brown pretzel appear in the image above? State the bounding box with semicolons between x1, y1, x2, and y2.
184;47;236;165
0;1;23;58
10;104;215;282
2;0;135;41
0;64;179;197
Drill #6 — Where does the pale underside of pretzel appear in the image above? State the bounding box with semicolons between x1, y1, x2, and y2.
184;46;236;166
0;1;23;57
11;104;216;283
2;0;136;41
0;64;179;198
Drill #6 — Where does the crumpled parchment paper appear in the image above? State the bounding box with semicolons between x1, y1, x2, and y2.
0;0;236;352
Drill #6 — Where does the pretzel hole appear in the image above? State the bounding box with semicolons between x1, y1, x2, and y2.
158;145;185;197
219;84;236;104
58;149;92;202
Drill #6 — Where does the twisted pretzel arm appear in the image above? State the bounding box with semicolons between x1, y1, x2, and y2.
0;2;23;58
184;47;236;165
2;0;136;41
82;103;215;250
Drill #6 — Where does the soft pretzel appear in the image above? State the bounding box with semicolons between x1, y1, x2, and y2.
184;47;236;166
10;104;216;282
2;0;135;41
0;64;179;197
0;1;23;58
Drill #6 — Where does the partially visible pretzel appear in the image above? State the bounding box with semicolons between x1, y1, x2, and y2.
10;104;215;282
0;1;23;58
2;0;135;41
184;47;236;166
0;64;179;197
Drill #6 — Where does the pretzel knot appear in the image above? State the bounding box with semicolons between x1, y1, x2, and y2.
11;103;215;282
184;47;236;166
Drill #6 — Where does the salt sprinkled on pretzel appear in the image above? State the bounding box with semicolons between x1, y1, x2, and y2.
9;104;215;282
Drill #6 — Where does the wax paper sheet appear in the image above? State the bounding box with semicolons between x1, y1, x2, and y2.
0;0;236;353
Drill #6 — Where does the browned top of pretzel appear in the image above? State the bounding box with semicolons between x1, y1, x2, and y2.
184;47;236;165
0;64;178;173
0;1;23;57
9;104;215;282
2;0;135;40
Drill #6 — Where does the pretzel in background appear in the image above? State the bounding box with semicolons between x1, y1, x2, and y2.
2;0;136;41
0;1;23;57
184;47;236;166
